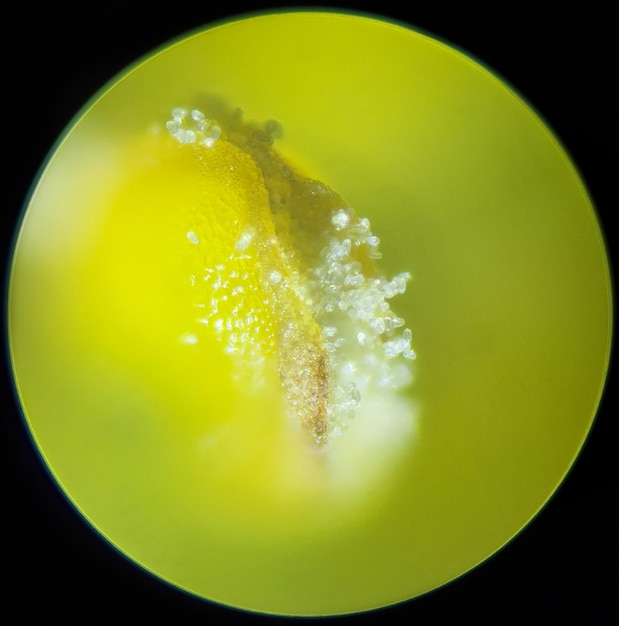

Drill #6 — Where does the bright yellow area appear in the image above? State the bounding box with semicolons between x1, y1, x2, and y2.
8;11;612;617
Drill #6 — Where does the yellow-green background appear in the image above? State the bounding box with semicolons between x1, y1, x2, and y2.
8;12;612;616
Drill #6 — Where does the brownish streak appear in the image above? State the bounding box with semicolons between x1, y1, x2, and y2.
277;316;330;448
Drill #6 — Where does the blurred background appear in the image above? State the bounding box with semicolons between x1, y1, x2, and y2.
3;1;616;624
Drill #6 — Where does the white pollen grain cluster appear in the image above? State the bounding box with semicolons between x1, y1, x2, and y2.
168;107;416;449
166;107;222;148
298;206;415;439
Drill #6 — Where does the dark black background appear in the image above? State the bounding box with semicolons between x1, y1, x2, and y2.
3;1;616;624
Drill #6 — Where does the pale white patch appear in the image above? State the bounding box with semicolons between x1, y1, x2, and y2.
186;230;200;245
